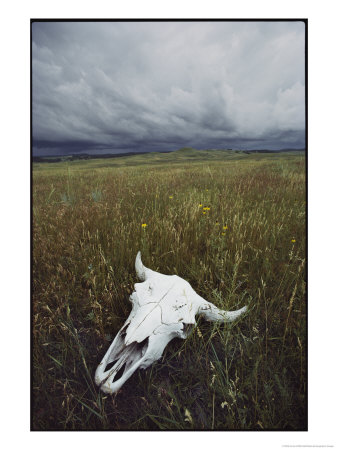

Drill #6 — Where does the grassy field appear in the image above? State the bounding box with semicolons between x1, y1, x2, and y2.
32;149;306;430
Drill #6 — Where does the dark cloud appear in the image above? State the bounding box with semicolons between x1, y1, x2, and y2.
32;21;305;156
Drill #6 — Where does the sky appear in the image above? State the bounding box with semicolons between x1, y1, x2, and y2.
32;21;306;156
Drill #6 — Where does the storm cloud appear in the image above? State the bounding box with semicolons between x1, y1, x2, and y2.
32;21;305;155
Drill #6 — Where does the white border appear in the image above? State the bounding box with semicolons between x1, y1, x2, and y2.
2;0;337;448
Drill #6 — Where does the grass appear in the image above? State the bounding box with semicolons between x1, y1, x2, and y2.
32;149;306;430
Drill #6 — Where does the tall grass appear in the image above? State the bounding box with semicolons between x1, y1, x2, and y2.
32;153;306;430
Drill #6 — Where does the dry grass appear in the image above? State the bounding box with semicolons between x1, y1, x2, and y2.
32;152;306;430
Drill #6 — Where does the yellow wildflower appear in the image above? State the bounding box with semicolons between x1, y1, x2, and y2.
222;232;225;236
215;221;220;225
141;223;147;228
198;204;202;207
203;206;210;211
169;195;173;199
291;239;296;243
184;408;193;424
223;225;228;230
202;211;206;215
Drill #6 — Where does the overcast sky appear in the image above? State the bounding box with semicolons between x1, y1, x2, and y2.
32;21;305;155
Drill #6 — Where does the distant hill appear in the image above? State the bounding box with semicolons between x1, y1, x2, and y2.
32;147;305;164
243;148;305;154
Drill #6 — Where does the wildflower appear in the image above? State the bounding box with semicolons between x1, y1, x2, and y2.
210;374;216;386
291;239;296;243
203;211;206;215
184;408;193;424
198;203;202;207
222;232;225;236
223;225;228;230
141;223;147;228
169;195;173;199
203;206;210;211
215;221;220;225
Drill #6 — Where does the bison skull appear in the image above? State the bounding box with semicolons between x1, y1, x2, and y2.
95;252;247;394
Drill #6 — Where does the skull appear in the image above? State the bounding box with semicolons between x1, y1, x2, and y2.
95;252;247;394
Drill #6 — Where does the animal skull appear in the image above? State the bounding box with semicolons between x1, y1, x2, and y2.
95;252;247;395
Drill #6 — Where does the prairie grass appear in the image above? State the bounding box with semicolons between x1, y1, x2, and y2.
32;151;306;430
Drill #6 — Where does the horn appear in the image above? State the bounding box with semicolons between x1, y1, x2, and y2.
135;251;146;280
135;251;156;281
199;303;247;322
195;292;247;323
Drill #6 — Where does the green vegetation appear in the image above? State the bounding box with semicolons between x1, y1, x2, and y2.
33;147;304;171
32;149;306;430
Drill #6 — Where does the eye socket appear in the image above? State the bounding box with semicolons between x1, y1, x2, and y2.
182;323;193;336
135;337;149;357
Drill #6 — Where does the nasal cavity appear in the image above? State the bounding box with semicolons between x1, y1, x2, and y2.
104;361;116;372
113;362;127;382
103;361;127;382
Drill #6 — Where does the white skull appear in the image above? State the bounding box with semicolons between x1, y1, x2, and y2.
95;252;247;395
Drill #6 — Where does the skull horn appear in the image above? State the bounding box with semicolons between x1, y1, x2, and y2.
197;298;248;322
135;251;156;281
